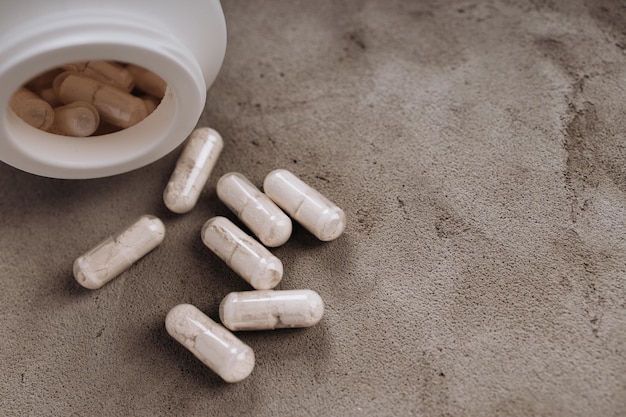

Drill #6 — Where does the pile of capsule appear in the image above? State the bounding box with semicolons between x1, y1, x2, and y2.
9;60;166;137
73;127;346;383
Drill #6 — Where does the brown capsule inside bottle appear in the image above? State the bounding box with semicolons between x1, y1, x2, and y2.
9;61;167;137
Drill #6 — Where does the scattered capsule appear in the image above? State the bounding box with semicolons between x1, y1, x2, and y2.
263;169;346;241
53;71;148;128
9;87;54;130
127;64;167;98
220;289;325;331
163;127;224;214
165;304;255;383
201;216;283;290
51;101;100;137
73;215;165;289
217;172;292;247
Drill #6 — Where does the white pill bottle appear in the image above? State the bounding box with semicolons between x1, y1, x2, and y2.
0;0;226;179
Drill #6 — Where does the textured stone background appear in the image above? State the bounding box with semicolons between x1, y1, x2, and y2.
1;0;625;416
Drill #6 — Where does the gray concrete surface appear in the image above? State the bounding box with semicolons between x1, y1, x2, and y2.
1;0;626;415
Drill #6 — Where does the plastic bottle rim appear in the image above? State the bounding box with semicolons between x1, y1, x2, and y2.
0;11;206;179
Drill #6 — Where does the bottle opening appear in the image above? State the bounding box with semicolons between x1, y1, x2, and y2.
9;60;167;137
0;14;211;178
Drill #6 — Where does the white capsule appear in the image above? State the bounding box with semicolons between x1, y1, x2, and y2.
165;304;255;383
73;215;165;289
201;216;283;290
217;172;292;247
263;169;346;241
163;127;224;214
220;289;324;331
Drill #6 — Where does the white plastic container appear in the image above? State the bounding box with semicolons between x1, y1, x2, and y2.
0;0;227;179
